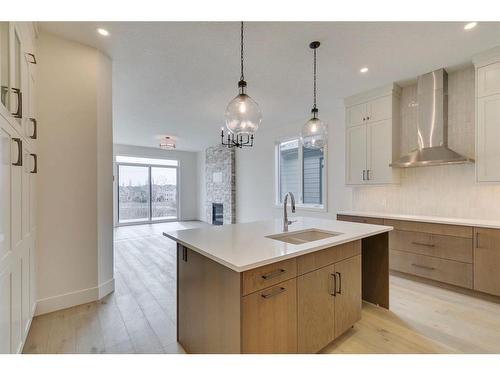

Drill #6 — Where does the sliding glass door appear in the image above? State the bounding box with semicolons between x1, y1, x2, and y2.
117;165;150;223
151;166;177;221
117;163;178;224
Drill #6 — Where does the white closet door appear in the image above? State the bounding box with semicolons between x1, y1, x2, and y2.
346;125;367;185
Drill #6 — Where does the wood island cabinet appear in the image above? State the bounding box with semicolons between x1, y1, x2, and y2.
177;240;366;354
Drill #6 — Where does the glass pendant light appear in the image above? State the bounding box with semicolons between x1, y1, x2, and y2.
301;41;327;149
222;22;261;148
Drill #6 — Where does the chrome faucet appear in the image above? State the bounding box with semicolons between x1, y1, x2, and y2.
283;192;296;232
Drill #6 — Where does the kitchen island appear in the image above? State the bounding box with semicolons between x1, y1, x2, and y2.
164;217;392;353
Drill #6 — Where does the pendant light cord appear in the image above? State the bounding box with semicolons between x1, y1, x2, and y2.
240;21;244;82
313;46;317;111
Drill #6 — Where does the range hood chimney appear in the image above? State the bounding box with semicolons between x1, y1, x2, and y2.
390;68;474;168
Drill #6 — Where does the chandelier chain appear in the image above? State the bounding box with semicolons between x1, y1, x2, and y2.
240;21;244;82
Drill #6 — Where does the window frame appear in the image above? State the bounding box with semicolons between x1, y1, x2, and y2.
274;136;327;212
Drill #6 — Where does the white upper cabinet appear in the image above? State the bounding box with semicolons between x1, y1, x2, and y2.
477;62;500;98
476;93;500;182
346;125;367;185
368;95;392;123
347;102;367;127
474;48;500;183
345;84;400;185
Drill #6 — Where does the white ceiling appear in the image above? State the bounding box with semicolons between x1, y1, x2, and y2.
40;21;500;151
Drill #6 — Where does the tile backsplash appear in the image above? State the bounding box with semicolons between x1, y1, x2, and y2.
352;66;500;220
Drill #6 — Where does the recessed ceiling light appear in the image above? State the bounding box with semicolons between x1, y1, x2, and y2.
97;28;110;36
360;67;369;73
464;22;477;30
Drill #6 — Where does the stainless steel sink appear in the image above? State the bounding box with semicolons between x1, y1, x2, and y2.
266;228;342;245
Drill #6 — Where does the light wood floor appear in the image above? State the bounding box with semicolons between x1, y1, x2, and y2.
23;221;500;354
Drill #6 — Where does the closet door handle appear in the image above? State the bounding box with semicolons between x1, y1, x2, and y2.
30;154;37;173
12;138;23;166
336;272;342;294
330;273;337;296
11;88;22;118
25;53;37;64
29;118;37;139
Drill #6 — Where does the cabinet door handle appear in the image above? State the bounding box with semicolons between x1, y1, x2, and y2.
366;169;370;180
261;269;285;280
29;118;37;139
411;263;435;271
362;170;366;181
261;287;285;299
330;273;337;296
11;88;22;119
476;232;480;249
411;241;435;248
30;154;37;173
362;117;366;121
336;272;342;294
12;138;23;166
182;246;188;262
367;116;370;120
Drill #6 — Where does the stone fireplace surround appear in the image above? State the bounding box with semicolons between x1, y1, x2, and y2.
205;145;236;224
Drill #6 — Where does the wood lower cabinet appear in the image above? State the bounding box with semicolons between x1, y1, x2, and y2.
242;278;297;354
338;213;500;298
297;255;362;353
297;264;335;353
474;228;500;296
177;241;364;354
334;255;362;338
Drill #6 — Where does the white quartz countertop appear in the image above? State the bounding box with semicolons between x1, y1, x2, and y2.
163;217;392;272
337;210;500;229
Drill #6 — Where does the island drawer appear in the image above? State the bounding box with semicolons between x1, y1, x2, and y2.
337;215;385;225
384;219;472;239
390;250;473;288
389;230;473;263
242;258;297;296
297;240;361;275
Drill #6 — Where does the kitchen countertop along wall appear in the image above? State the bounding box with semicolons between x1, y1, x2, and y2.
352;66;500;220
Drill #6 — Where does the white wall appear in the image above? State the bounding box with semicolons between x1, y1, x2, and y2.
36;32;114;315
223;99;353;224
352;66;500;220
113;144;199;222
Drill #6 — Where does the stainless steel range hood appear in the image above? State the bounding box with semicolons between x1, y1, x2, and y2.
390;68;474;168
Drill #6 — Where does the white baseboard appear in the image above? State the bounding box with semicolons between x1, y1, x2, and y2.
98;278;115;299
35;278;115;316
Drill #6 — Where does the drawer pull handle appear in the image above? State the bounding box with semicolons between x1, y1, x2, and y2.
261;269;285;280
412;241;435;248
261;287;285;299
411;263;435;271
330;273;337;296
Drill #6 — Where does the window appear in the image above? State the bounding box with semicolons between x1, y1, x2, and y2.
116;156;178;224
276;138;326;209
